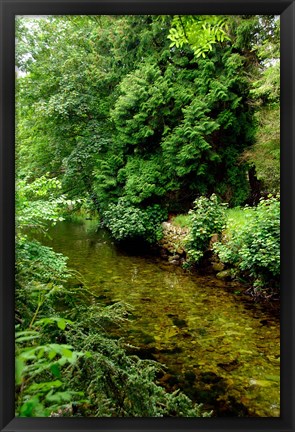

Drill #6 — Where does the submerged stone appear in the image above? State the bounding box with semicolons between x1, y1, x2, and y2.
212;262;225;272
216;269;233;280
172;317;188;328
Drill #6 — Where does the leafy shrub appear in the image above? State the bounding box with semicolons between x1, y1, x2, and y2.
186;194;227;263
16;326;89;417
214;195;280;292
17;240;69;284
121;156;169;205
16;174;68;237
103;198;167;243
15;239;70;329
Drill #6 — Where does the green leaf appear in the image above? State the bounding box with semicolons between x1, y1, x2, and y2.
50;363;61;378
19;396;43;417
27;380;63;393
61;347;73;359
45;390;84;404
48;349;58;361
15;357;25;385
15;334;41;343
57;318;66;330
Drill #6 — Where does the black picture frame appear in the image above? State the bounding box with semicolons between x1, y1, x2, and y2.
0;1;294;431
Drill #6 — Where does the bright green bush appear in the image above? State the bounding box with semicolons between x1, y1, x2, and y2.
16;174;66;236
16;327;89;417
214;195;280;292
186;194;227;263
103;198;167;243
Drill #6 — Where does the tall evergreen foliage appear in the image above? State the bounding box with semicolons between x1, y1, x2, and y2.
16;14;278;216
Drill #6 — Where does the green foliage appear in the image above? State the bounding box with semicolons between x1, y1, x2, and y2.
111;62;171;149
60;123;108;199
15;174;88;416
16;174;68;236
111;29;255;208
121;155;169;204
16;239;68;286
241;17;280;195
16;15;270;213
16;328;88;417
250;63;280;104
168;15;230;58
16;16;120;202
214;195;280;292
15;173;77;326
103;198;167;243
15;176;71;329
14;14;281;416
186;194;227;263
242;106;280;194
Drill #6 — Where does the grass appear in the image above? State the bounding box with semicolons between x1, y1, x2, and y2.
171;207;255;236
226;207;248;230
225;207;256;238
171;214;191;228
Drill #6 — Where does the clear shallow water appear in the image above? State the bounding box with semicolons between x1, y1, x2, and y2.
43;220;280;417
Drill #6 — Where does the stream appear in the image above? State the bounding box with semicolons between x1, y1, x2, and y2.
41;219;280;417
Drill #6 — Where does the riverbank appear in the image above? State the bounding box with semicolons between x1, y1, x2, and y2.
158;220;238;278
157;209;280;306
65;209;280;307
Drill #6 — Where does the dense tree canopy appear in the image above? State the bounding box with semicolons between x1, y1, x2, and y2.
16;14;280;219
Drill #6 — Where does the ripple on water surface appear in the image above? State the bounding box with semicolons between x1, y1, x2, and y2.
44;221;280;417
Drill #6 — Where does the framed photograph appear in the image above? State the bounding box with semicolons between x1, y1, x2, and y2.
1;0;294;431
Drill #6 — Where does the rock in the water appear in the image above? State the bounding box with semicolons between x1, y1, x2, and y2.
169;254;180;261
216;269;232;280
212;262;225;272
